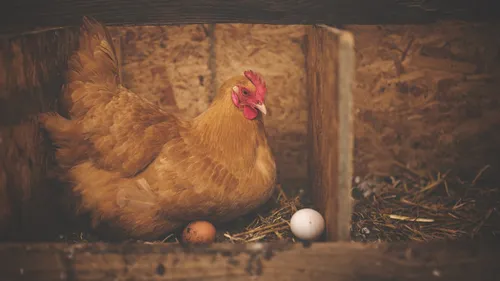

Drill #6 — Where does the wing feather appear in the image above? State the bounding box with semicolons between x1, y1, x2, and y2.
80;89;181;177
150;136;241;220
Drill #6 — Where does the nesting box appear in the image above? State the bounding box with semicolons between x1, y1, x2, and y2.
0;24;355;244
1;0;500;280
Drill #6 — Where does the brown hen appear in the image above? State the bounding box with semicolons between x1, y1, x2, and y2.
40;17;276;240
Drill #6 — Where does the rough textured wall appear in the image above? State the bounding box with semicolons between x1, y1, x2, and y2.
110;24;309;192
347;22;500;180
108;25;213;118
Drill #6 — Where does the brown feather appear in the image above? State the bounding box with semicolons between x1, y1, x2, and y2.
40;17;276;239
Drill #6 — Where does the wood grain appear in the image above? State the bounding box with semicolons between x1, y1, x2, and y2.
306;26;354;241
0;27;80;241
0;239;499;280
1;0;500;36
346;22;500;179
333;26;355;242
107;24;213;119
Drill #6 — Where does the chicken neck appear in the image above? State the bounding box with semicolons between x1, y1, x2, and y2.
191;95;262;163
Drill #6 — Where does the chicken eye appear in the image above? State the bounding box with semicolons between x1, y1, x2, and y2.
242;89;250;96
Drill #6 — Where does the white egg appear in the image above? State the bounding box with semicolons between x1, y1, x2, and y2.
290;208;325;241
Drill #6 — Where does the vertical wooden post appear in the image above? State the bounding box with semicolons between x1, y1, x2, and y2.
306;25;355;241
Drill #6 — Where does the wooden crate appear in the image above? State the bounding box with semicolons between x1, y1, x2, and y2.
0;19;356;243
1;1;500;280
0;20;359;277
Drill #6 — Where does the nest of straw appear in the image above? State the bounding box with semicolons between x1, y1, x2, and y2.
156;184;303;244
351;165;500;242
58;166;500;245
220;185;301;243
58;184;303;244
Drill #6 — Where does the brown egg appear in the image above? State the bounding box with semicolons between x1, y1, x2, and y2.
182;221;216;245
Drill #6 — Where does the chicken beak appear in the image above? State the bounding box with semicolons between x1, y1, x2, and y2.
254;103;267;115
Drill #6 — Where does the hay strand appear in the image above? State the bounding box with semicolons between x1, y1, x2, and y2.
352;165;500;242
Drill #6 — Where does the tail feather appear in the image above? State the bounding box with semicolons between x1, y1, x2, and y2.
64;16;121;119
71;16;120;85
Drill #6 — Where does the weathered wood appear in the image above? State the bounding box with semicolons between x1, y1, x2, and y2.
306;25;355;241
0;239;499;280
1;0;500;36
0;27;80;241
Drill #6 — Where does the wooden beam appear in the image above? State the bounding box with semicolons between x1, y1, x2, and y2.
1;0;500;36
306;25;355;241
0;239;499;280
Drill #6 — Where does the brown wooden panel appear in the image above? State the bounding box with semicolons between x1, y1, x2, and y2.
0;239;499;280
306;25;355;242
0;27;80;241
1;0;499;36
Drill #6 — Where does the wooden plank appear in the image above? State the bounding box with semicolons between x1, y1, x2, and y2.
0;26;80;241
334;26;356;242
1;0;500;36
306;25;355;241
0;239;499;280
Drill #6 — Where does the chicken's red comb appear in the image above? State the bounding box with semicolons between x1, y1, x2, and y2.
244;70;267;100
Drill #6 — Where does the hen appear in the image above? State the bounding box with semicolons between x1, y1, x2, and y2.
40;17;276;240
